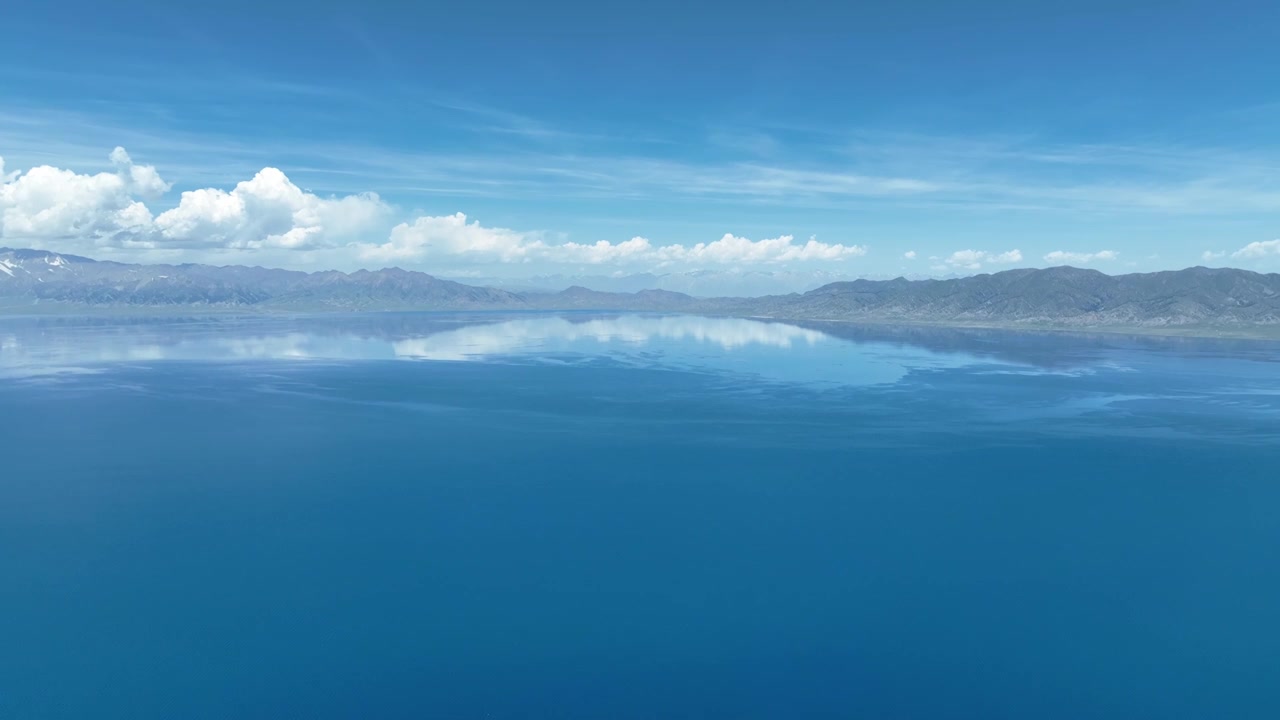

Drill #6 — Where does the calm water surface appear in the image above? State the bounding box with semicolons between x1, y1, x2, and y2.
1;313;1278;719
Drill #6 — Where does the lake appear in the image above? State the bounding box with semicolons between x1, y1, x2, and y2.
1;313;1278;718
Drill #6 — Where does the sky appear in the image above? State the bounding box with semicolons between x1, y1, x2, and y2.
3;0;1280;281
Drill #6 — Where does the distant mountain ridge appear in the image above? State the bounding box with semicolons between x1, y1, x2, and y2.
0;248;526;310
457;268;933;296
3;248;1279;335
726;265;1280;330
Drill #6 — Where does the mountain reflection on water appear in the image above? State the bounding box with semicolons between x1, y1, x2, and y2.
2;312;1279;387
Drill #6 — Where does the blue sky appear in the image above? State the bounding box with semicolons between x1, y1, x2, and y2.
3;0;1280;279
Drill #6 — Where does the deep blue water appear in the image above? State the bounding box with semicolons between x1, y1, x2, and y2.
1;313;1279;719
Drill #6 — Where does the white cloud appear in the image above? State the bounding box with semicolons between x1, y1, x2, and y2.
359;214;867;268
554;236;658;265
109;147;170;197
1043;250;1118;264
903;250;917;260
1232;239;1280;259
3;152;865;270
154;167;389;250
650;233;866;265
944;248;1022;271
361;213;535;262
1202;250;1226;261
0;146;164;243
0;148;389;252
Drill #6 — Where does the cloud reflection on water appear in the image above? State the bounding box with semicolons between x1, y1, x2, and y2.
391;315;826;361
4;313;1278;393
0;314;920;385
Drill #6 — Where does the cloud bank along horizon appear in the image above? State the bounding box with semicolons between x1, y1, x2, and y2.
0;148;1274;277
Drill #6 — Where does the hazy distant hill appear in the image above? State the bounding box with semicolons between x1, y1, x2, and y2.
0;248;529;311
727;266;1280;330
459;268;919;296
3;248;1279;335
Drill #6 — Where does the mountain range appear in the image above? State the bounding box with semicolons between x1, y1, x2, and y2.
450;269;940;296
3;248;1279;336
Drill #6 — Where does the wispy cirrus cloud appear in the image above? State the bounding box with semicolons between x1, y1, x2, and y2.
7;97;1280;277
11;103;1280;217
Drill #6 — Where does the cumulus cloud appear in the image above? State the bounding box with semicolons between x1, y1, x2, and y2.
650;233;866;265
1043;250;1118;264
154;168;389;250
361;213;542;262
1232;239;1280;259
1202;250;1225;261
550;237;661;265
4;151;868;270
903;250;917;260
0;146;164;243
109;147;170;197
360;213;867;268
0;148;389;252
944;248;1023;271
